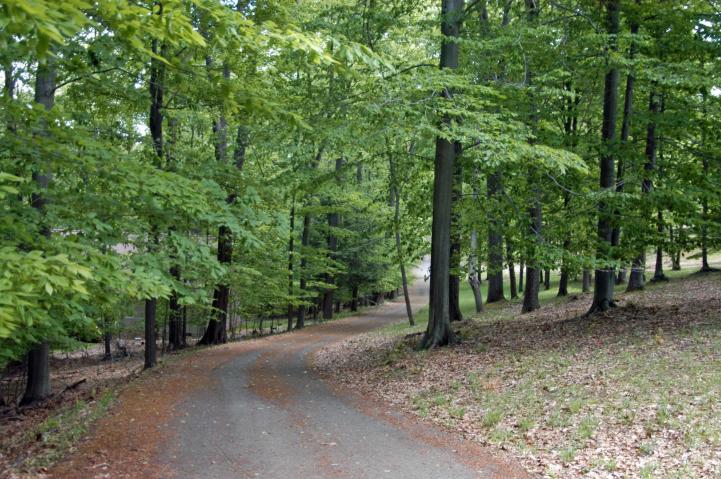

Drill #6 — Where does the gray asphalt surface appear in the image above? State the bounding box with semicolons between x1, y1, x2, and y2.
161;264;528;479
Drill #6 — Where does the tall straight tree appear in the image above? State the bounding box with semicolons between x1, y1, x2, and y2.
144;33;165;369
486;172;504;302
420;0;464;349
588;0;621;314
612;6;639;285
521;0;541;314
21;58;57;405
449;148;463;321
200;60;235;345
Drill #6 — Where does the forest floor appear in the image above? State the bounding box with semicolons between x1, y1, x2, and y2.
315;266;721;478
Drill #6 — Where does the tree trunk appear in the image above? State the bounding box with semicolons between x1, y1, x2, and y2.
390;155;415;326
201;61;235;345
144;298;157;368
22;58;57;405
486;172;504;303
518;260;524;293
420;0;464;349
544;268;550;290
628;86;661;291
521;0;541;314
168;266;183;349
589;0;620;314
582;268;592;293
651;210;668;282
297;211;311;329
611;15;639;266
287;201;296;331
20;343;51;406
507;241;517;299
449;148;463;322
468;166;484;313
103;322;112;361
322;158;343;320
351;286;359;312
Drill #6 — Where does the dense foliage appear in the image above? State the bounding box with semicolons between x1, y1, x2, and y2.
1;0;719;402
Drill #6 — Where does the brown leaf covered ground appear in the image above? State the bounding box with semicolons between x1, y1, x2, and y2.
315;272;721;478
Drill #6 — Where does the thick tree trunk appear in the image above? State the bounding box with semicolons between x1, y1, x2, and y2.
20;343;51;406
420;0;464;349
22;58;57;405
486;172;504;303
589;0;620;314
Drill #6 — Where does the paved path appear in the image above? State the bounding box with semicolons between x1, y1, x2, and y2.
159;266;528;479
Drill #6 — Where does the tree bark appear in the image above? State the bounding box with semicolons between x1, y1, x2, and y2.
168;265;183;349
589;0;620;314
287;200;296;331
486;172;504;303
297;212;311;329
468;167;484;313
420;0;464;349
582;268;591;293
521;0;541;314
449;146;463;322
322;157;343;320
390;154;415;325
628;87;660;291
611;14;639;268
651;210;668;282
22;58;57;405
507;241;517;299
201;61;235;345
518;260;524;293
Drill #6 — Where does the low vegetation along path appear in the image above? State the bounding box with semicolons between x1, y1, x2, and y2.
51;273;528;479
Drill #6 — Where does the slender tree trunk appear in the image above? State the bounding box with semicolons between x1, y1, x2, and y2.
144;298;157;368
21;58;57;405
543;268;551;290
322;158;343;320
390;155;415;325
518;260;524;293
420;0;464;349
699;92;714;272
521;0;541;314
468;166;483;312
628;87;660;291
351;286;359;312
287;200;296;331
589;0;621;314
449;148;463;322
297;211;311;329
651;210;668;282
507;242;517;299
103;328;112;361
200;62;235;345
611;15;639;274
168;265;183;349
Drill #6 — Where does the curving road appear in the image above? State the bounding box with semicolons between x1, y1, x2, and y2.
158;264;529;479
